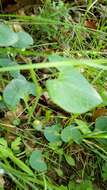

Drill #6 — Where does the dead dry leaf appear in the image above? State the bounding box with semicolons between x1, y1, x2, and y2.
84;19;97;30
92;108;107;121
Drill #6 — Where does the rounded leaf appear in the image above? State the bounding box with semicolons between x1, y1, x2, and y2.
61;125;82;144
12;31;33;48
46;66;102;114
61;126;72;143
29;150;47;172
0;24;18;46
95;116;107;132
44;124;61;142
3;76;36;109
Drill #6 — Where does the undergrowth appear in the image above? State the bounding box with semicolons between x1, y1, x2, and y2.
0;0;107;190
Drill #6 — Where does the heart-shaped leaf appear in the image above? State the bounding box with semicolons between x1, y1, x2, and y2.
12;31;33;48
46;56;102;113
44;124;61;142
0;24;18;46
3;76;36;109
29;150;47;172
61;125;82;144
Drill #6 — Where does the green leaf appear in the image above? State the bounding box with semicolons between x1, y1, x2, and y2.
3;76;36;109
0;138;7;148
61;125;82;144
6;149;33;175
48;141;62;150
0;24;18;46
0;58;12;67
46;56;102;113
61;126;73;143
54;168;63;177
100;89;107;106
95;116;107;132
94;116;107;145
68;180;76;190
48;55;69;63
68;180;93;190
44;124;61;142
0;58;21;78
64;154;75;166
12;31;33;48
102;162;107;180
29;150;47;172
58;185;68;190
76;119;91;134
11;137;21;151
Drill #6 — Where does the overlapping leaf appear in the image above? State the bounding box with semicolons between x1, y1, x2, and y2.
46;56;102;113
12;31;33;48
0;24;18;46
44;124;61;142
61;125;82;144
3;76;36;109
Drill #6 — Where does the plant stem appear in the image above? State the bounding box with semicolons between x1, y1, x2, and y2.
0;59;107;73
28;60;42;122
